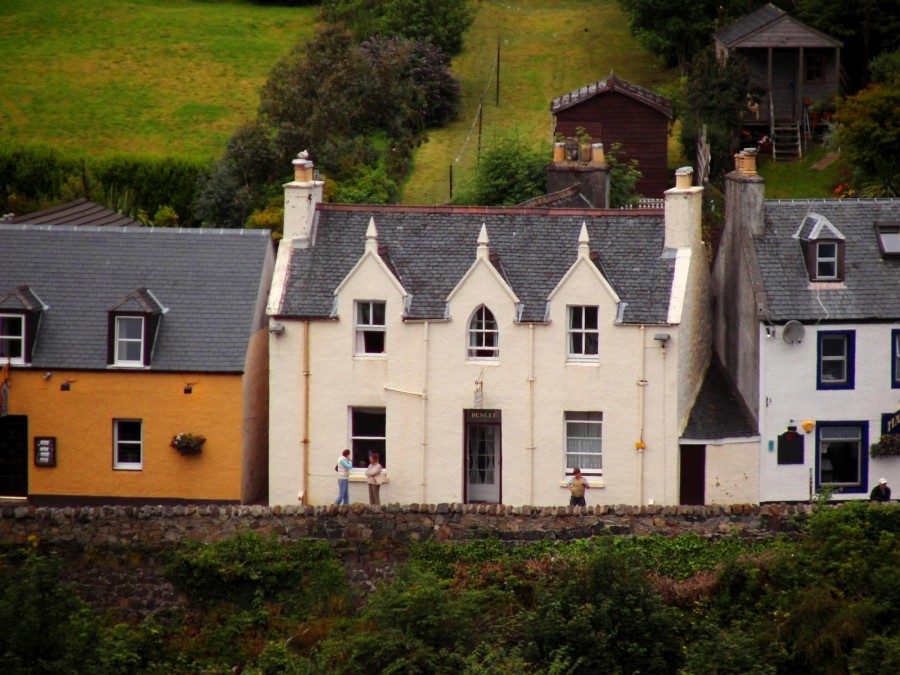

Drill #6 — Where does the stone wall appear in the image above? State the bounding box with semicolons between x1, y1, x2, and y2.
0;502;812;620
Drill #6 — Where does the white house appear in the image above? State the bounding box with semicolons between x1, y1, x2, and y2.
267;157;757;506
712;155;900;501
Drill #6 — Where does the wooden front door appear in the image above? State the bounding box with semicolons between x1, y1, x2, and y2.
0;415;28;497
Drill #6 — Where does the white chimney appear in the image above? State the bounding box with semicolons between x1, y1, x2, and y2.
283;151;324;244
664;167;703;250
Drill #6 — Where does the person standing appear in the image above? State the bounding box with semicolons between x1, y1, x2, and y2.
365;452;384;505
334;449;352;505
567;467;590;507
870;477;892;502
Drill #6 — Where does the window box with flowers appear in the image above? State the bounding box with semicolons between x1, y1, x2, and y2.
171;433;205;456
870;434;900;458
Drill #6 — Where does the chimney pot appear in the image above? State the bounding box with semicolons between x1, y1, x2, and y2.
675;166;693;189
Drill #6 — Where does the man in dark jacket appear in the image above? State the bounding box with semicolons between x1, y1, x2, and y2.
870;478;891;502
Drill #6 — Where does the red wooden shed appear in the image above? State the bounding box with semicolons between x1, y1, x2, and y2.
551;73;674;199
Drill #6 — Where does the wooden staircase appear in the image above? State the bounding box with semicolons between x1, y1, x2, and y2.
772;121;802;161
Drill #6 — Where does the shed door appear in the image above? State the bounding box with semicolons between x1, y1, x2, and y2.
0;416;28;497
679;444;705;505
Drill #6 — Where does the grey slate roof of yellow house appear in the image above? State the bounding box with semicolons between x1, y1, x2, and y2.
0;224;273;371
6;198;144;227
276;204;676;324
754;199;900;321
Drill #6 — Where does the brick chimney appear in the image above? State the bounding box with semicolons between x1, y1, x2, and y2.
664;167;703;250
283;151;324;245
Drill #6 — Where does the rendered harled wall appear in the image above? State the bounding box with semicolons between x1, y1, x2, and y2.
759;322;900;502
9;370;245;502
268;240;688;507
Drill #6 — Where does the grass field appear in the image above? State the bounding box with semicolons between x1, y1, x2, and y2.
402;0;679;204
0;0;317;159
0;0;843;204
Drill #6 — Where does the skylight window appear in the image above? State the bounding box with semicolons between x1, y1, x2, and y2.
876;223;900;255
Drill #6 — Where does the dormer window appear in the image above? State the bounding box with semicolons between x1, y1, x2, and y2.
0;314;25;364
0;286;47;366
815;241;839;279
107;288;166;368
876;223;900;255
794;212;845;282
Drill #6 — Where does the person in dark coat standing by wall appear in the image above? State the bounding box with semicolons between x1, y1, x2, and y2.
870;477;891;502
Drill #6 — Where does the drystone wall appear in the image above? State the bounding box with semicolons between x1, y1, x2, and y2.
0;502;812;620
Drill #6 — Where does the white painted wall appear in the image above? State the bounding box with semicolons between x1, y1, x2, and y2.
759;322;900;501
268;237;690;507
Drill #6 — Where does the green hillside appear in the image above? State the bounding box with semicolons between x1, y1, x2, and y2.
0;0;317;159
403;0;679;204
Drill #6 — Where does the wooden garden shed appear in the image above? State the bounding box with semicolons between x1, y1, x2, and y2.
714;3;842;160
551;73;673;199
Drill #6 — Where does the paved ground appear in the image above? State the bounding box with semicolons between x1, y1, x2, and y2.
812;151;840;170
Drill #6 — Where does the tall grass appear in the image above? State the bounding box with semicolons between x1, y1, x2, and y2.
403;0;679;204
0;0;317;160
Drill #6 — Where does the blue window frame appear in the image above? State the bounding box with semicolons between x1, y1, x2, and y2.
893;330;900;389
815;421;868;494
817;330;855;390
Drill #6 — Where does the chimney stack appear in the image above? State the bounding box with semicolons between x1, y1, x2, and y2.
283;151;324;245
725;150;765;237
664;167;703;250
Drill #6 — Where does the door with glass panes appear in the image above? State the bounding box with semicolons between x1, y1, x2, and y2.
464;409;501;503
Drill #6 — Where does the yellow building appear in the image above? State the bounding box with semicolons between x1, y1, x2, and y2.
0;219;274;505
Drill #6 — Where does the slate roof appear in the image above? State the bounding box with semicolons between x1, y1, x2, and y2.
277;204;676;324
682;358;758;441
753;199;900;322
714;3;842;48
6;199;144;227
0;224;273;371
550;73;673;119
517;185;595;209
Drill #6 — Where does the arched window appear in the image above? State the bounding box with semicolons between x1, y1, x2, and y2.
468;306;498;358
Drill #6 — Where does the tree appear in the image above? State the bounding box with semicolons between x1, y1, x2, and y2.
321;0;476;57
680;47;756;184
834;81;900;197
457;136;547;206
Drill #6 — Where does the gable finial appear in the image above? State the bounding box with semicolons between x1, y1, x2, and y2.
365;217;379;253
477;223;490;259
578;222;590;258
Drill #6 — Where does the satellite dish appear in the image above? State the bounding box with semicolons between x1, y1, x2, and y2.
783;320;805;345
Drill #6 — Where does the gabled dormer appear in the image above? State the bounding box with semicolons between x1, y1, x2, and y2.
107;288;167;368
793;212;845;282
0;286;47;365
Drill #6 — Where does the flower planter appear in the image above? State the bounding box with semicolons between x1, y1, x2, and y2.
171;433;205;456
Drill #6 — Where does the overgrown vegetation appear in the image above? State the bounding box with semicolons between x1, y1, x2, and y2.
4;505;900;673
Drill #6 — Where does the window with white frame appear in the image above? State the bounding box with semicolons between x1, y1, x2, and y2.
818;424;866;491
565;411;602;473
113;419;143;470
815;241;838;280
468;306;498;358
568;306;599;358
0;313;25;364
114;316;145;366
350;407;386;469
355;301;386;355
817;330;854;390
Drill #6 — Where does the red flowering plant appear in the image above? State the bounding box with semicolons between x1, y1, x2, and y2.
870;434;900;458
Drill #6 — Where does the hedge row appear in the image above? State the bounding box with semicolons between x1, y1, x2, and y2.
0;141;212;228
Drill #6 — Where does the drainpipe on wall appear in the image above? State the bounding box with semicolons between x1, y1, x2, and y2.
301;320;310;504
636;325;648;505
527;323;536;504
421;321;430;503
